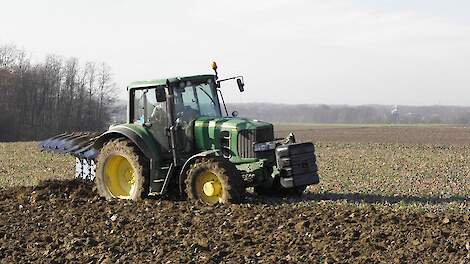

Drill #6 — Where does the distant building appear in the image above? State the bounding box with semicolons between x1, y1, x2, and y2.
391;105;399;123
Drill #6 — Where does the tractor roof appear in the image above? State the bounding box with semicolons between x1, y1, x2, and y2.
128;74;215;90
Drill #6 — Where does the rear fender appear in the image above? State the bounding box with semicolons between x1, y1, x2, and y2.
93;125;161;192
178;149;220;193
93;126;159;161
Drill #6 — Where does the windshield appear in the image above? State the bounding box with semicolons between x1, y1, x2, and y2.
174;80;222;121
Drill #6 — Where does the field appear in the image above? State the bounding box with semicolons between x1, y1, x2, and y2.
276;124;470;210
1;125;469;263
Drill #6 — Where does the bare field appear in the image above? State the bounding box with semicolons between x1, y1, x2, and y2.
1;125;469;208
0;142;74;188
276;124;470;210
1;180;469;263
276;123;470;145
1;125;469;262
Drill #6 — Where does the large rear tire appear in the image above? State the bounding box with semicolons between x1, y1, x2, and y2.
95;138;148;201
185;158;244;205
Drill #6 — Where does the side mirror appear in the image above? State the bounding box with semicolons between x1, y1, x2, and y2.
232;111;239;117
156;87;166;102
236;78;244;92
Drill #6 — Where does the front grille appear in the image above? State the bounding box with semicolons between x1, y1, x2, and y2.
237;127;274;158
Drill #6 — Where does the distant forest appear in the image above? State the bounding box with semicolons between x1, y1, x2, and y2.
107;102;470;125
0;43;117;141
2;43;470;143
227;103;470;124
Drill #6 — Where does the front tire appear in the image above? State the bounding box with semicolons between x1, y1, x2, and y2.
185;158;244;205
95;138;148;201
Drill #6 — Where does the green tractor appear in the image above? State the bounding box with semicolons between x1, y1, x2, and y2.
40;62;319;205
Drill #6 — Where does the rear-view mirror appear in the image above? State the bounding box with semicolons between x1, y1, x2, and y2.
156;87;166;102
236;78;244;92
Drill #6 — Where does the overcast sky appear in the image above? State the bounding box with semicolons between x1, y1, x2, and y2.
1;0;469;105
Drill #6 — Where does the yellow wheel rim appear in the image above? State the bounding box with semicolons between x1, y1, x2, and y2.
195;171;223;205
104;155;136;199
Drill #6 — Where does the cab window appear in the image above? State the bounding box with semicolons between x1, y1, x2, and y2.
133;88;167;124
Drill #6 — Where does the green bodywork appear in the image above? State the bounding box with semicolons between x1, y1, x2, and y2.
193;116;276;186
193;116;273;162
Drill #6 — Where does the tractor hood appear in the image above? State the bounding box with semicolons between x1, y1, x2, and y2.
194;116;272;131
193;116;274;158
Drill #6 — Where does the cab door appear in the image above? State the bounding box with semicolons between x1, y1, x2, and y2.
132;88;170;156
173;85;199;155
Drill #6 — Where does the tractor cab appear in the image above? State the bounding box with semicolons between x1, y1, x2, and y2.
129;75;223;158
130;75;222;124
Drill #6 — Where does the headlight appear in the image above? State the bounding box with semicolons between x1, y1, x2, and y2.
253;141;277;152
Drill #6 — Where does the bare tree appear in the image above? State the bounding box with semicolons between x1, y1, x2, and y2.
96;62;116;126
0;43;118;141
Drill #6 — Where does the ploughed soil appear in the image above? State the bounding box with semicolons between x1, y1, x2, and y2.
276;125;470;145
1;180;469;263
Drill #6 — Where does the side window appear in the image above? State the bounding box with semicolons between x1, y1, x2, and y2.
133;89;167;124
133;90;145;124
181;87;199;111
145;89;166;124
196;84;219;116
175;87;200;121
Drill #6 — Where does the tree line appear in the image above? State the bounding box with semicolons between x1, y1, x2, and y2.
0;43;117;141
228;103;470;124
